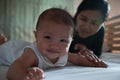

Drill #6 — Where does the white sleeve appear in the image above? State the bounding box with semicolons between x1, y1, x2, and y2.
0;40;30;66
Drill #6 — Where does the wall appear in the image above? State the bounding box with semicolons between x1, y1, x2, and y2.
0;0;74;42
73;0;120;18
107;0;120;18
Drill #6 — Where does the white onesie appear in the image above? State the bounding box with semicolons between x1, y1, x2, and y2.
0;40;30;66
25;43;68;70
0;40;68;70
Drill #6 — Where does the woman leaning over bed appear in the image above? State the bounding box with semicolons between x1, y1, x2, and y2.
68;0;110;67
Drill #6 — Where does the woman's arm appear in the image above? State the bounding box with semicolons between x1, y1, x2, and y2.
68;50;108;68
0;34;7;45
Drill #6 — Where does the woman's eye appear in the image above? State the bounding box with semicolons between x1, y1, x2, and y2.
80;18;87;22
92;19;102;26
92;21;101;26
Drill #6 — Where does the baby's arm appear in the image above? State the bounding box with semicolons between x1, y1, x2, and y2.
7;48;44;80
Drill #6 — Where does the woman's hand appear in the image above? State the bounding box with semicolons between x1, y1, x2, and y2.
79;50;101;64
69;43;108;68
24;67;45;80
74;44;100;63
68;52;108;68
0;34;7;45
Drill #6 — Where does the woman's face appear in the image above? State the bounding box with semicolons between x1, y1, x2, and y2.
76;10;103;38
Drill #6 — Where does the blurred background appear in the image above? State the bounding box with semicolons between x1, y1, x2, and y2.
0;0;120;53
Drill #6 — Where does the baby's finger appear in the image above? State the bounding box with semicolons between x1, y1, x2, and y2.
24;72;35;80
36;68;45;79
26;68;39;80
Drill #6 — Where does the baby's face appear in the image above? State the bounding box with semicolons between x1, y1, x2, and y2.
34;20;73;62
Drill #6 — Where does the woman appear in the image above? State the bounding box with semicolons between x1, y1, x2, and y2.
68;0;110;67
68;0;109;67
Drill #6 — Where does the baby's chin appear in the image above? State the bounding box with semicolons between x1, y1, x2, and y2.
45;53;59;58
48;55;59;60
47;56;59;63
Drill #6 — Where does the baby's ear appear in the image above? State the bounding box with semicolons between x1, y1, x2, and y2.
33;30;37;38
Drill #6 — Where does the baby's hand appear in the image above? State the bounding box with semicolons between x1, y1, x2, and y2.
24;67;45;80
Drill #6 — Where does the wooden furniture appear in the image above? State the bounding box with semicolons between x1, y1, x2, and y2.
104;15;120;53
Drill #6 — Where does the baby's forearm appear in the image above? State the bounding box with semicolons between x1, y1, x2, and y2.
7;60;27;80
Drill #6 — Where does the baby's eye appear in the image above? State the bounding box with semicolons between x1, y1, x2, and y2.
44;36;51;40
60;39;68;43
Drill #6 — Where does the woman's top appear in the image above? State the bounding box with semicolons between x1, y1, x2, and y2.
69;27;105;57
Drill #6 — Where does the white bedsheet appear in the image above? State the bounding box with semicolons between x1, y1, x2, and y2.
44;52;120;80
45;62;120;80
101;52;120;64
0;62;120;80
0;52;120;80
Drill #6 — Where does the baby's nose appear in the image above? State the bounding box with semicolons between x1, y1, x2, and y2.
49;42;60;50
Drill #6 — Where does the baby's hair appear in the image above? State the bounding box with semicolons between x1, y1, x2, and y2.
36;8;74;31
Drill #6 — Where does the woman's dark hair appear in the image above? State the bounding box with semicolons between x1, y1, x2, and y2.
74;0;110;23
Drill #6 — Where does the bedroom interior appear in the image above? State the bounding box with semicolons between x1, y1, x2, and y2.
0;0;120;80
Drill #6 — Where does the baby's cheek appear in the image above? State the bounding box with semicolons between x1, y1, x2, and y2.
62;49;68;55
60;44;69;55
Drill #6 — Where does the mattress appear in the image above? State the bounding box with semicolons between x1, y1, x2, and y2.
0;52;120;80
45;62;120;80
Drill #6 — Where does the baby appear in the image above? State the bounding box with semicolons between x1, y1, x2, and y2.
6;8;74;80
1;8;107;80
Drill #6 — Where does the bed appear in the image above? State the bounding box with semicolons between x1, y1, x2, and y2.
0;52;120;80
45;62;120;80
43;15;120;80
45;52;120;80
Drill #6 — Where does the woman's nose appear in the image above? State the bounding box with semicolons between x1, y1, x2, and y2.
84;21;91;27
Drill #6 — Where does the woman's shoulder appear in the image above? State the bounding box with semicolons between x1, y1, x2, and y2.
96;26;105;36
